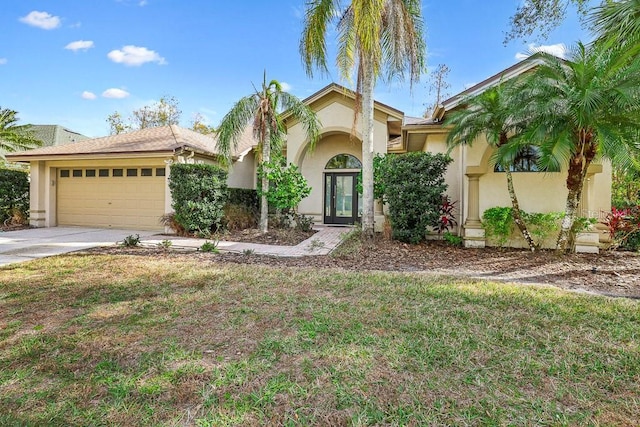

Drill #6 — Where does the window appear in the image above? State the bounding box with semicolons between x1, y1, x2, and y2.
72;169;82;177
325;154;362;169
494;146;540;172
141;168;153;177
156;168;166;177
99;169;109;177
126;168;138;177
112;169;124;177
85;169;96;177
60;170;70;178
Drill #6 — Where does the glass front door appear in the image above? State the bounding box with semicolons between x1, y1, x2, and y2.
324;172;361;225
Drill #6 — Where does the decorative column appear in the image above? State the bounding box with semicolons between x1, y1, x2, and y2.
463;173;486;248
29;161;47;228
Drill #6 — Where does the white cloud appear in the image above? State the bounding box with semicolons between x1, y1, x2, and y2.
19;11;61;30
280;82;292;92
65;40;94;52
515;43;567;61
107;45;166;66
81;91;97;100
0;58;7;65
139;0;149;5
102;88;130;99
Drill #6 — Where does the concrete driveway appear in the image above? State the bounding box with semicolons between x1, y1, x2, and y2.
0;227;157;267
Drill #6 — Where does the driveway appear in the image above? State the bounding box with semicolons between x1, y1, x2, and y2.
0;227;157;267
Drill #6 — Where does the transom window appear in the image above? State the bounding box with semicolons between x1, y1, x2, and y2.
494;146;540;172
325;154;362;169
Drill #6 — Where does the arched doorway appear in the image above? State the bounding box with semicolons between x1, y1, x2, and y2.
323;154;362;225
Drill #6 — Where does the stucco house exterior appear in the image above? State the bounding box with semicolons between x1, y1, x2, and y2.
7;56;611;250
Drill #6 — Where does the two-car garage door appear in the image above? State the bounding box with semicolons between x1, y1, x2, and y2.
57;166;166;230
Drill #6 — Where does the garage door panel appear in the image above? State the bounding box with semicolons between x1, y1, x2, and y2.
57;168;166;230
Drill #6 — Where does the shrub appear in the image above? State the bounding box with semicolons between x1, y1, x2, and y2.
605;206;640;251
159;212;187;236
228;188;259;212
121;234;141;247
380;152;452;243
258;160;311;215
169;163;228;235
223;203;258;230
0;168;29;224
434;195;458;234
294;214;314;232
482;207;564;248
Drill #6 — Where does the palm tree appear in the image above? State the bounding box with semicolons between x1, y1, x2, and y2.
0;108;41;157
521;43;640;252
590;0;640;47
300;0;426;238
445;83;539;251
217;73;321;233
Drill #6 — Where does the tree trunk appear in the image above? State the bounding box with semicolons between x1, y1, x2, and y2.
556;149;592;253
505;168;538;251
260;140;270;234
361;64;376;239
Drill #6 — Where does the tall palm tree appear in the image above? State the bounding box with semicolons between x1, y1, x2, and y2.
300;0;426;238
217;73;321;233
0;108;41;157
445;83;539;251
522;43;640;252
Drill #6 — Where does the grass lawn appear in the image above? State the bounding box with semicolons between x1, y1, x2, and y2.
1;254;639;426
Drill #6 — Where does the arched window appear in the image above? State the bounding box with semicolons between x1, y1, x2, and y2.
494;146;540;172
325;154;362;169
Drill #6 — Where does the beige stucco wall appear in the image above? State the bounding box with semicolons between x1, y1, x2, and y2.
461;134;612;229
287;94;391;225
227;151;256;189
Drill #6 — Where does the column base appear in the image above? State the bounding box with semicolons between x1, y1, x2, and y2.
463;225;486;248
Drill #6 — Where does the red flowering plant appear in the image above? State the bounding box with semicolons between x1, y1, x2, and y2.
605;206;640;250
434;195;458;234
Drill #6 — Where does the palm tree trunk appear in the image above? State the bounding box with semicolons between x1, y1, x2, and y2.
505;168;538;251
361;63;376;239
260;140;270;234
556;153;591;253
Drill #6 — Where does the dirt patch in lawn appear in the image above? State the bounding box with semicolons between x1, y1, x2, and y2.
91;236;640;299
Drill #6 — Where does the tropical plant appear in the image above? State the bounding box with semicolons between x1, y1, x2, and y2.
590;0;640;48
0;108;41;157
216;72;320;233
300;0;426;238
520;43;640;252
445;83;539;251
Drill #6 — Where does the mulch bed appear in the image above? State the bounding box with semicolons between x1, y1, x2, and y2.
218;228;316;246
90;235;640;300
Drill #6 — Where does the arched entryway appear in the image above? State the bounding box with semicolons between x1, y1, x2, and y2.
323;154;362;225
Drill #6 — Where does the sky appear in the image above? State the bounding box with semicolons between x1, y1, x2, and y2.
2;0;591;138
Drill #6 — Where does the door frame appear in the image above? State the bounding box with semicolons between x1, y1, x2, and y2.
323;171;361;225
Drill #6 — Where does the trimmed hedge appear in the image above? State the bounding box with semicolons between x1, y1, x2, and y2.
169;163;228;235
0;168;29;223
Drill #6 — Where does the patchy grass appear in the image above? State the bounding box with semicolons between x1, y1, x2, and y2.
1;254;639;426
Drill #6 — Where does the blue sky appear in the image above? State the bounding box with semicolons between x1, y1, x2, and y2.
2;1;590;138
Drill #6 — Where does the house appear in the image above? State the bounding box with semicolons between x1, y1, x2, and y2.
7;57;611;249
30;125;90;146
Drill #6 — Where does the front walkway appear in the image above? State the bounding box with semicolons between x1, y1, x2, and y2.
140;225;348;257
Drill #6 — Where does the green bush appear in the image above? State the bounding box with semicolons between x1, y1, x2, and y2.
228;188;259;211
169;163;228;235
258;161;311;214
482;207;565;247
0;168;29;224
380;152;452;243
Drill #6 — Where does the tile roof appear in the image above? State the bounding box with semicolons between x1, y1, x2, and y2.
6;125;257;160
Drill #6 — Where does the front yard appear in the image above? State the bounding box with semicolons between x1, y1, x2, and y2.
1;253;639;426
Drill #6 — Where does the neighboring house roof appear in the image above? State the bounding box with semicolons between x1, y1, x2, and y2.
6;125;251;162
30;125;90;146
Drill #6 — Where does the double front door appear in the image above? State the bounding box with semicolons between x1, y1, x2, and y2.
324;172;361;225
